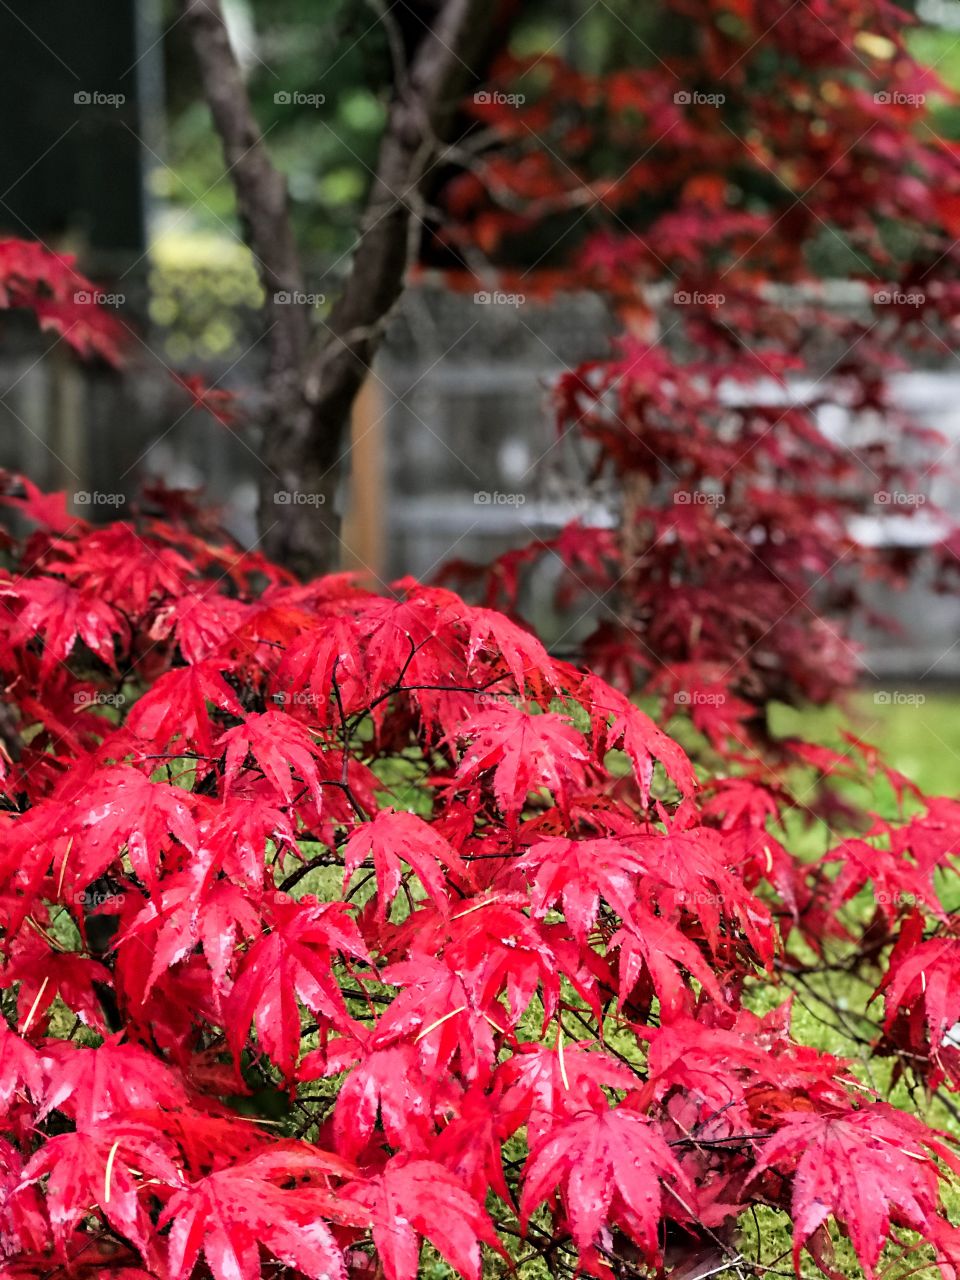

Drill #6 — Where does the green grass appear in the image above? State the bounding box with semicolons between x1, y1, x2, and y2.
773;687;960;797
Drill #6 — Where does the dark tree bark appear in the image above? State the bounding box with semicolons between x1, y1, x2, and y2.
180;0;497;577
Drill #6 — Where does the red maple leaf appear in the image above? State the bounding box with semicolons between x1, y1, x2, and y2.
342;808;470;918
879;923;960;1057
0;475;79;533
455;704;590;821
218;710;327;806
499;1039;637;1147
162;1149;355;1280
123;871;262;1002
521;1106;686;1264
126;661;244;756
300;1033;438;1159
175;373;240;427
7;942;113;1035
0;575;126;675
37;1039;189;1129
343;1156;501;1280
464;606;559;697
750;1104;959;1276
19;1128;180;1262
226;898;368;1079
581;674;698;802
0;1022;42;1110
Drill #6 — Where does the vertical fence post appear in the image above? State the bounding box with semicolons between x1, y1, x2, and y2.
342;375;385;581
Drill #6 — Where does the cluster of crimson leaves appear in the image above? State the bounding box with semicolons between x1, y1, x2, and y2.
0;239;237;427
442;0;960;742
0;474;959;1280
0;241;124;366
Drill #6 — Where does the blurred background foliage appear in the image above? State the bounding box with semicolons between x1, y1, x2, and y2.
157;0;658;251
149;0;960;359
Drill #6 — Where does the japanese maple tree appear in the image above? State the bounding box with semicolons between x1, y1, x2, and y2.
440;0;960;753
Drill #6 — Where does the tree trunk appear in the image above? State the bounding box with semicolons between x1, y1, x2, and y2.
182;0;498;578
258;413;344;578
